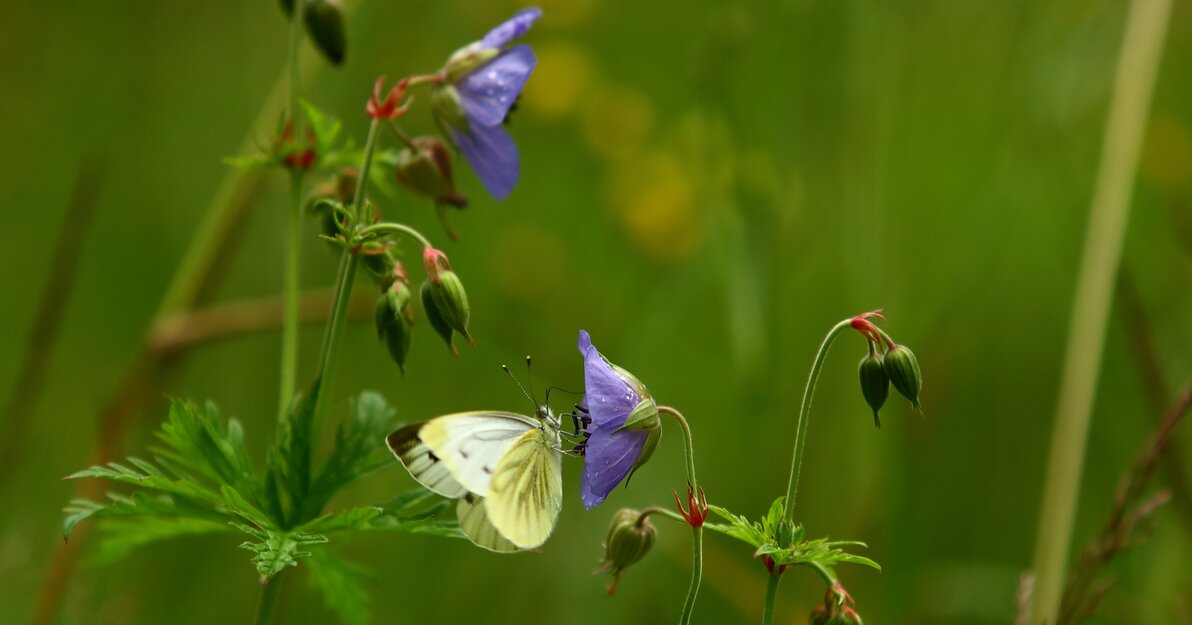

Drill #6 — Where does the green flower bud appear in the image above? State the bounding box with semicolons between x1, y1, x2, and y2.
883;344;923;412
420;280;457;356
374;281;413;373
280;0;346;65
858;351;889;428
599;508;656;596
427;270;473;345
395;137;467;208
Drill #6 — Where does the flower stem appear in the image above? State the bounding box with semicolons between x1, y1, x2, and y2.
254;572;285;625
1030;0;1172;621
658;406;702;625
762;573;782;625
277;172;303;420
307;118;380;436
782;319;852;524
355;222;433;250
276;0;306;422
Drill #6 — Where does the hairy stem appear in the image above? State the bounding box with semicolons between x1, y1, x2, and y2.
782;319;852;524
1030;0;1172;620
658;406;702;625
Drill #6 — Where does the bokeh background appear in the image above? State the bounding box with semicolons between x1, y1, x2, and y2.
2;0;1191;623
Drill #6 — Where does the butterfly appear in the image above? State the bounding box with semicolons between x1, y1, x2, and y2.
386;363;569;552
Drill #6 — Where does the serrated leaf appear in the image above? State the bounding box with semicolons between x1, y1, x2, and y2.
306;550;373;625
305;392;398;518
239;529;329;582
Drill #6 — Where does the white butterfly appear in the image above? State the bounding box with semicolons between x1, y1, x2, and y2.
387;406;565;552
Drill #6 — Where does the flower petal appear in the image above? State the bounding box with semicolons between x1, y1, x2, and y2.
578;331;639;429
481;7;543;49
457;45;536;128
452;123;519;200
580;428;648;509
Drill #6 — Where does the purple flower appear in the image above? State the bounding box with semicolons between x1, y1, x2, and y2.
577;331;660;510
434;8;541;200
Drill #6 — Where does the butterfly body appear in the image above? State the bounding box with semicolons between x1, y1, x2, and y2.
388;408;563;552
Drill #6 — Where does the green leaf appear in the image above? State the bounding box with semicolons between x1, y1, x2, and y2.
306;392;398;515
706;502;880;573
295;506;383;535
237;525;329;582
301;100;342;156
306;550;373;625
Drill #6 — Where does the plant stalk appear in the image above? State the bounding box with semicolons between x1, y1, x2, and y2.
307;118;380;430
254;572;285;625
762;572;781;625
659;406;702;625
277;0;307;421
782;319;851;524
1029;0;1172;621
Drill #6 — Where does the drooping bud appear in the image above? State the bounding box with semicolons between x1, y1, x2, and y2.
395;137;468;208
857;349;889;428
421;247;473;346
374;272;413;374
883;344;923;412
280;0;347;66
810;582;864;625
420;280;457;355
598;509;656;596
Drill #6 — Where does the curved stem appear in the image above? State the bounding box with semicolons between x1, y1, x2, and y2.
254;571;285;625
355;222;433;250
658;406;702;625
1031;0;1173;620
351;119;380;214
782;319;852;524
762;573;782;625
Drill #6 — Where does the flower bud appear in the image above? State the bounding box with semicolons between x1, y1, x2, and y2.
420;280;457;355
375;280;413;373
883;344;923;412
598;508;656;596
280;0;346;65
426;270;473;345
858;351;889;428
396;137;468;208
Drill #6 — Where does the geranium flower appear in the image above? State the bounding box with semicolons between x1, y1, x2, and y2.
576;331;660;509
432;8;541;200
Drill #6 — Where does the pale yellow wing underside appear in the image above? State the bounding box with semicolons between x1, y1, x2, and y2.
485;428;563;549
457;492;519;553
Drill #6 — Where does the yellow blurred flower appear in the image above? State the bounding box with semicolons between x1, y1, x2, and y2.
521;41;595;118
610;151;701;261
582;84;655;159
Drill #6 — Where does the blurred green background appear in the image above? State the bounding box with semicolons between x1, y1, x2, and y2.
2;0;1191;623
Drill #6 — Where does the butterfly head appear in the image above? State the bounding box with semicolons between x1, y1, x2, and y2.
502;356;561;430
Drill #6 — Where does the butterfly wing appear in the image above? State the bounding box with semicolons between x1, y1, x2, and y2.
387;411;538;498
485;428;563;549
456;492;520;553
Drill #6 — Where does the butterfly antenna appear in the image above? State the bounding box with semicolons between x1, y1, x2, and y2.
501;363;536;411
525;356;538;404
